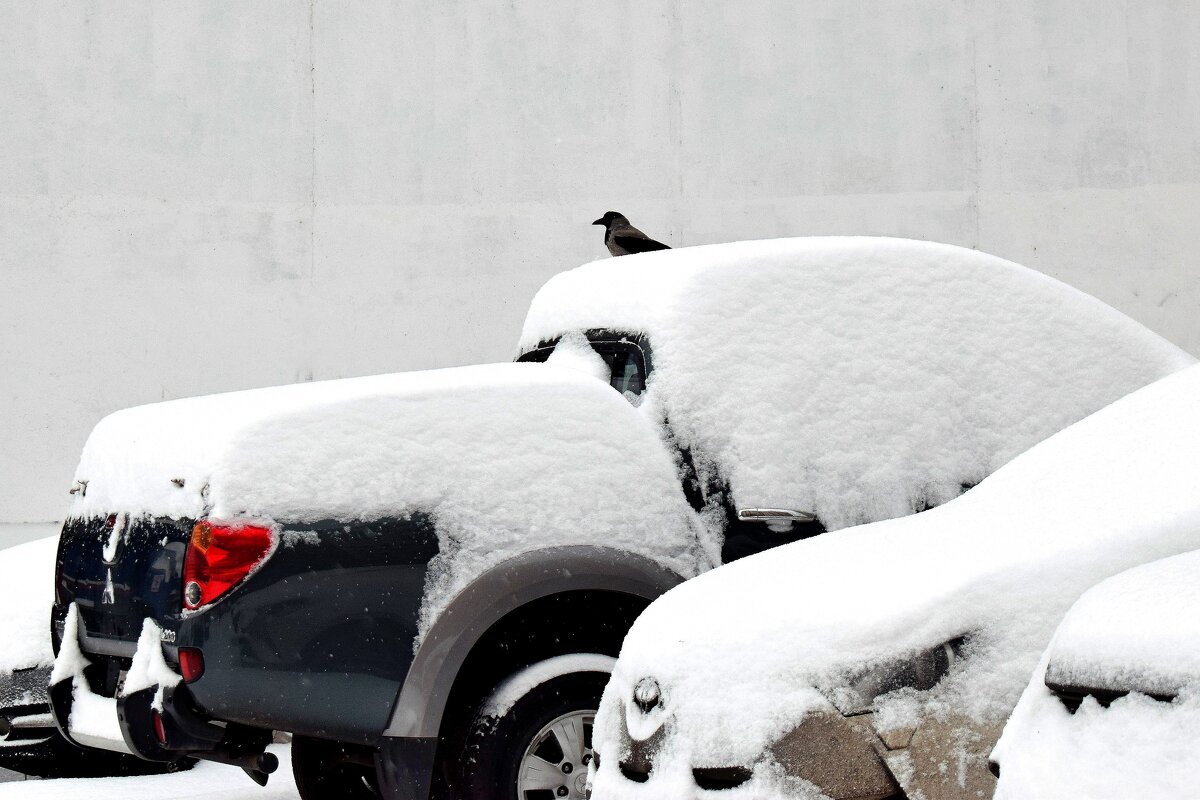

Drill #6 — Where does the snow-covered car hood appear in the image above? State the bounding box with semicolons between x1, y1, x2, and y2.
992;551;1200;799
0;537;58;682
595;364;1200;785
1042;549;1200;698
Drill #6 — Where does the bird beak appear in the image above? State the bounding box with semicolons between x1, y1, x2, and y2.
592;218;605;226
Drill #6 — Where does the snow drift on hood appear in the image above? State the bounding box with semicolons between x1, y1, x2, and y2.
596;363;1200;774
1044;548;1200;697
521;237;1192;530
993;550;1200;798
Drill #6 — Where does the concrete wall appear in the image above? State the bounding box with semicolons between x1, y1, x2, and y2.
2;0;1198;527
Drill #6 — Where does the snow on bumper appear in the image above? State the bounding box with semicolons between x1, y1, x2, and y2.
49;605;182;758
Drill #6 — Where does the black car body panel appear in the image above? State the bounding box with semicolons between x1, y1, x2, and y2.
54;516;191;653
179;516;438;743
54;514;439;746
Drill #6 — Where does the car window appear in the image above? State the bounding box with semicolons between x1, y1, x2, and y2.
516;334;650;406
596;346;645;403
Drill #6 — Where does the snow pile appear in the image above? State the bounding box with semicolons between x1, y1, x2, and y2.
68;364;706;634
592;364;1200;797
0;536;58;674
544;330;611;383
49;605;132;755
522;237;1192;530
123;619;182;711
992;551;1200;798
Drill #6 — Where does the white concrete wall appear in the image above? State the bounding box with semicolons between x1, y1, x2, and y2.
2;0;1198;527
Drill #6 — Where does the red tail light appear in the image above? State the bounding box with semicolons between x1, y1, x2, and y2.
152;710;167;744
183;520;275;610
178;647;205;683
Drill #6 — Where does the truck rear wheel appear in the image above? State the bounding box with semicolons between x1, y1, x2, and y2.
457;669;608;800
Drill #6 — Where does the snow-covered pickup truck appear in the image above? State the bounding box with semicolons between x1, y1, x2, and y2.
48;238;1189;800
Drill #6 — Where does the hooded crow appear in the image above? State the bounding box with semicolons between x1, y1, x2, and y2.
592;211;671;257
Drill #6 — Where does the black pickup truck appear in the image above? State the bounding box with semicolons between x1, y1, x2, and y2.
48;238;1188;799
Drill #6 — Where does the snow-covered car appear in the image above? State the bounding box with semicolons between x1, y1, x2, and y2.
0;537;178;778
991;549;1200;798
49;238;1189;800
591;364;1200;800
0;537;59;772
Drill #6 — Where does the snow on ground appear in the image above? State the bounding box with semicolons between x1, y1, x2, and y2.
0;745;298;799
992;550;1200;798
521;237;1192;530
592;363;1200;798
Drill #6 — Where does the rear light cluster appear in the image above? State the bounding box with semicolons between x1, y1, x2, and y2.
182;520;275;611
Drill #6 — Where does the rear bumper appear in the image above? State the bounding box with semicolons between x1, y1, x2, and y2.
49;604;277;779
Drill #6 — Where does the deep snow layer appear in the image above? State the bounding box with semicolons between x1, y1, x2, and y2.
522;237;1192;530
1045;549;1200;697
992;551;1200;798
68;363;705;635
0;536;57;674
593;364;1200;792
995;689;1200;800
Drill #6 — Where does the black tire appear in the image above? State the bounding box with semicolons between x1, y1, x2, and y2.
0;729;194;778
292;735;380;800
456;670;607;800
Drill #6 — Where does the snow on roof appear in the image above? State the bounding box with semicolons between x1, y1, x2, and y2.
1044;549;1200;698
993;553;1200;798
0;536;58;676
522;237;1193;530
594;364;1200;780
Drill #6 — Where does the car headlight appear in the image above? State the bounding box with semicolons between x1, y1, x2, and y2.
822;635;968;716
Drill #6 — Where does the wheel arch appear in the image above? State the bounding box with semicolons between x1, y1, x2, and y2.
381;546;685;739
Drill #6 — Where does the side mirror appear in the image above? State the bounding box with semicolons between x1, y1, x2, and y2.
737;508;816;533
